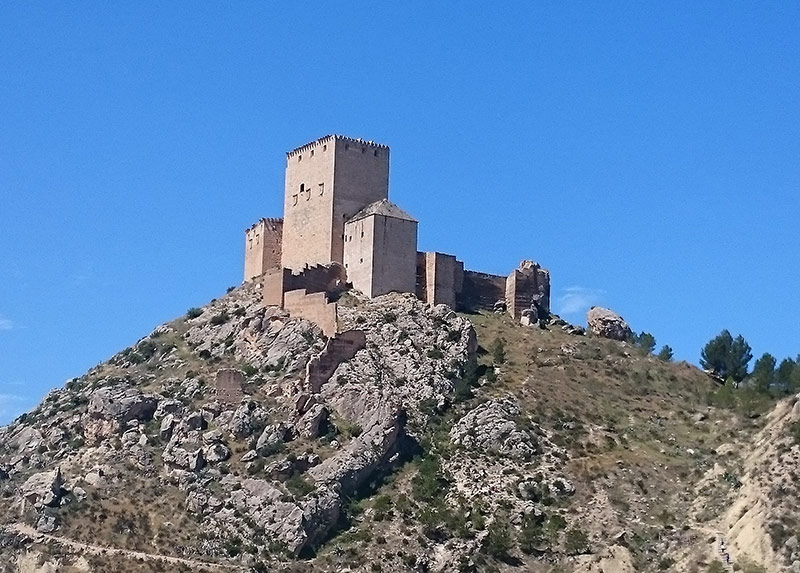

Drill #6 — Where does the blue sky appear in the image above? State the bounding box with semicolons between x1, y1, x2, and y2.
2;3;799;424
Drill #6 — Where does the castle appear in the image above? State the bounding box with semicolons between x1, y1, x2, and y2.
244;135;550;334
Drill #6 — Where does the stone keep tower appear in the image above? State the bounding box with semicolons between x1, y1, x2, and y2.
281;135;390;271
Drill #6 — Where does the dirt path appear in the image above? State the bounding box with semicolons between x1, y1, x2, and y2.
6;523;245;572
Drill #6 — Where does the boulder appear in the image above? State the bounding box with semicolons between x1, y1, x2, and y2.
36;512;59;533
21;468;64;508
204;443;231;464
87;387;159;423
228;401;268;440
296;404;329;439
586;306;632;341
256;423;290;455
520;308;538;327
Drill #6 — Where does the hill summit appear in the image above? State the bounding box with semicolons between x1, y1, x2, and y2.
2;281;799;572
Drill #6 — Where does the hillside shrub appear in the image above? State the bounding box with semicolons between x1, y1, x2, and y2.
489;338;506;364
482;516;512;558
186;307;203;319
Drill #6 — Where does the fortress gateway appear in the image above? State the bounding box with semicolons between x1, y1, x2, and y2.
244;135;550;334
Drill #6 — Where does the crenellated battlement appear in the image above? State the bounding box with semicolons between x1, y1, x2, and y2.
245;217;283;233
286;134;389;158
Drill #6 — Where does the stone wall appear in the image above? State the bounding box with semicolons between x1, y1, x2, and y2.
283;290;338;337
416;252;464;308
215;369;244;404
505;260;551;320
262;264;348;308
345;214;417;297
305;330;366;393
458;271;506;312
244;218;283;282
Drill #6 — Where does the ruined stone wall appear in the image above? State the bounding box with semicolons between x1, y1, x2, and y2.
283;290;338;337
305;330;366;393
215;369;244;404
263;268;291;306
262;264;347;308
416;252;464;308
458;271;506;312
244;218;283;282
505;261;551;320
281;135;388;271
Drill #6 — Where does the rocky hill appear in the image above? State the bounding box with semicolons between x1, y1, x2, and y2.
1;284;797;572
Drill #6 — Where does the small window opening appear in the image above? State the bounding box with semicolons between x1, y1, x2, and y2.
310;149;315;157
361;147;366;154
298;155;302;162
360;258;363;263
318;182;324;196
361;231;364;238
374;150;379;157
323;144;327;151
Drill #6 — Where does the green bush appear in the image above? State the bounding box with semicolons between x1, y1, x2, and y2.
482;516;512;558
564;526;589;555
285;474;315;498
700;330;752;383
489;338;506;364
427;347;444;359
186;307;203;319
657;345;674;361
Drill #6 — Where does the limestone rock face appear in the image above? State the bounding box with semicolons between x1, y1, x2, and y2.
586;306;632;341
450;398;539;460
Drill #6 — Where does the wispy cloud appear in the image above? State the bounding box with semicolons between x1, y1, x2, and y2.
0;314;13;331
556;286;605;317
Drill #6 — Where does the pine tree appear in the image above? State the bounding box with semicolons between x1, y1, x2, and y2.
657;345;674;362
633;331;656;354
750;353;776;395
700;330;752;383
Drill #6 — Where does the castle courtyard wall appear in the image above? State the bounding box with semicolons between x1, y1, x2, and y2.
416;252;464;308
458;271;506;312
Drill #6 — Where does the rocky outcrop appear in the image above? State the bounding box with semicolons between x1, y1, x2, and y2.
450;398;540;460
21;468;64;508
586;306;632;341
